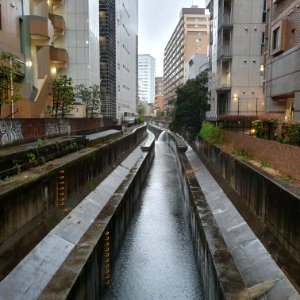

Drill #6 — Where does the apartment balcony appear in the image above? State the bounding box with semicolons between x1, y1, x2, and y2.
14;59;26;80
48;13;65;35
28;15;50;39
218;14;233;29
217;45;232;61
50;46;68;64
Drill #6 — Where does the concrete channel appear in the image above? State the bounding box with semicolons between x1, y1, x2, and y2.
0;124;299;299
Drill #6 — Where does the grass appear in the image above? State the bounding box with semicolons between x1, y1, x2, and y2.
261;161;271;168
232;148;254;160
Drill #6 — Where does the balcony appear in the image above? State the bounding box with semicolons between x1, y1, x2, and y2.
48;13;65;35
218;14;233;29
28;15;49;39
50;46;68;64
217;45;232;61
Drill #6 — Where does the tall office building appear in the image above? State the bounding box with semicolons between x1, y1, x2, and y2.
138;54;155;103
0;0;68;118
99;0;138;122
264;0;300;121
163;6;209;110
206;0;265;118
55;1;100;87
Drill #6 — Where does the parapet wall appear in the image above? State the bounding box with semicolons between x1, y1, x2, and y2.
0;117;115;145
198;141;300;271
147;123;299;299
0;126;147;278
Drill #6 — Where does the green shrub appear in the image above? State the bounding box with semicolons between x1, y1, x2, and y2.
135;116;144;124
199;122;223;144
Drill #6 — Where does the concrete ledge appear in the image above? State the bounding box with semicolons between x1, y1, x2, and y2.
148;125;299;299
0;132;155;299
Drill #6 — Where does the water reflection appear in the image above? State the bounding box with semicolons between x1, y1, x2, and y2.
102;132;203;299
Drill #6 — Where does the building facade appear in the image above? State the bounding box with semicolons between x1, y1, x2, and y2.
265;0;300;121
155;76;164;96
163;6;209;110
184;54;208;81
99;0;138;122
138;54;155;103
55;0;100;87
206;0;265;118
0;0;68;118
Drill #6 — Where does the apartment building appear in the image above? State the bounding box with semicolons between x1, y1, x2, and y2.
138;54;155;103
0;0;68;118
163;6;209;110
154;77;164;115
99;0;138;123
265;0;300;121
206;0;265;118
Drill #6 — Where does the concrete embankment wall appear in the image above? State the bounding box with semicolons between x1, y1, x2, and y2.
0;132;155;299
0;126;147;278
198;142;300;267
147;124;299;299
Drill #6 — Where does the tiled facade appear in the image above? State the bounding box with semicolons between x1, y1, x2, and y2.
265;0;300;121
56;0;100;87
163;7;209;111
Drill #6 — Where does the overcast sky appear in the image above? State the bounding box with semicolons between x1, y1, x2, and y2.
138;0;206;77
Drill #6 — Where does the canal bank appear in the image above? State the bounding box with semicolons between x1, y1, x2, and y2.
148;123;299;299
102;132;203;299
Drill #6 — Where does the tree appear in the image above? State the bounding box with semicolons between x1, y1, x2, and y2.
0;51;21;117
51;75;74;118
75;84;101;118
169;72;209;140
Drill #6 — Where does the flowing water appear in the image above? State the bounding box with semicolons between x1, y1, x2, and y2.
102;132;203;299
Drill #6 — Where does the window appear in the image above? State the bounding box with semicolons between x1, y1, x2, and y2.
271;20;287;55
272;27;280;50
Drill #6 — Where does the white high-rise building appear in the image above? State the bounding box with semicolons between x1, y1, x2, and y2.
56;0;100;86
138;54;156;104
99;0;138;122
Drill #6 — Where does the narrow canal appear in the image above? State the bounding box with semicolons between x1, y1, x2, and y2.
103;132;203;299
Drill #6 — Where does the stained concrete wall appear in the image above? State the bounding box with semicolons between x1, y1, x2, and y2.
147;123;299;299
0;118;115;145
0;131;155;299
198;141;300;267
0;126;147;278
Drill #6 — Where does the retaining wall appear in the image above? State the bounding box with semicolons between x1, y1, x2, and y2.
0;126;147;278
0;117;115;145
148;124;299;299
0;131;155;299
198;141;300;267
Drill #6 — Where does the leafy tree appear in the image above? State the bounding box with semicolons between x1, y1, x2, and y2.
138;102;146;116
169;72;209;140
0;51;21;117
51;75;74;118
75;84;101;118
